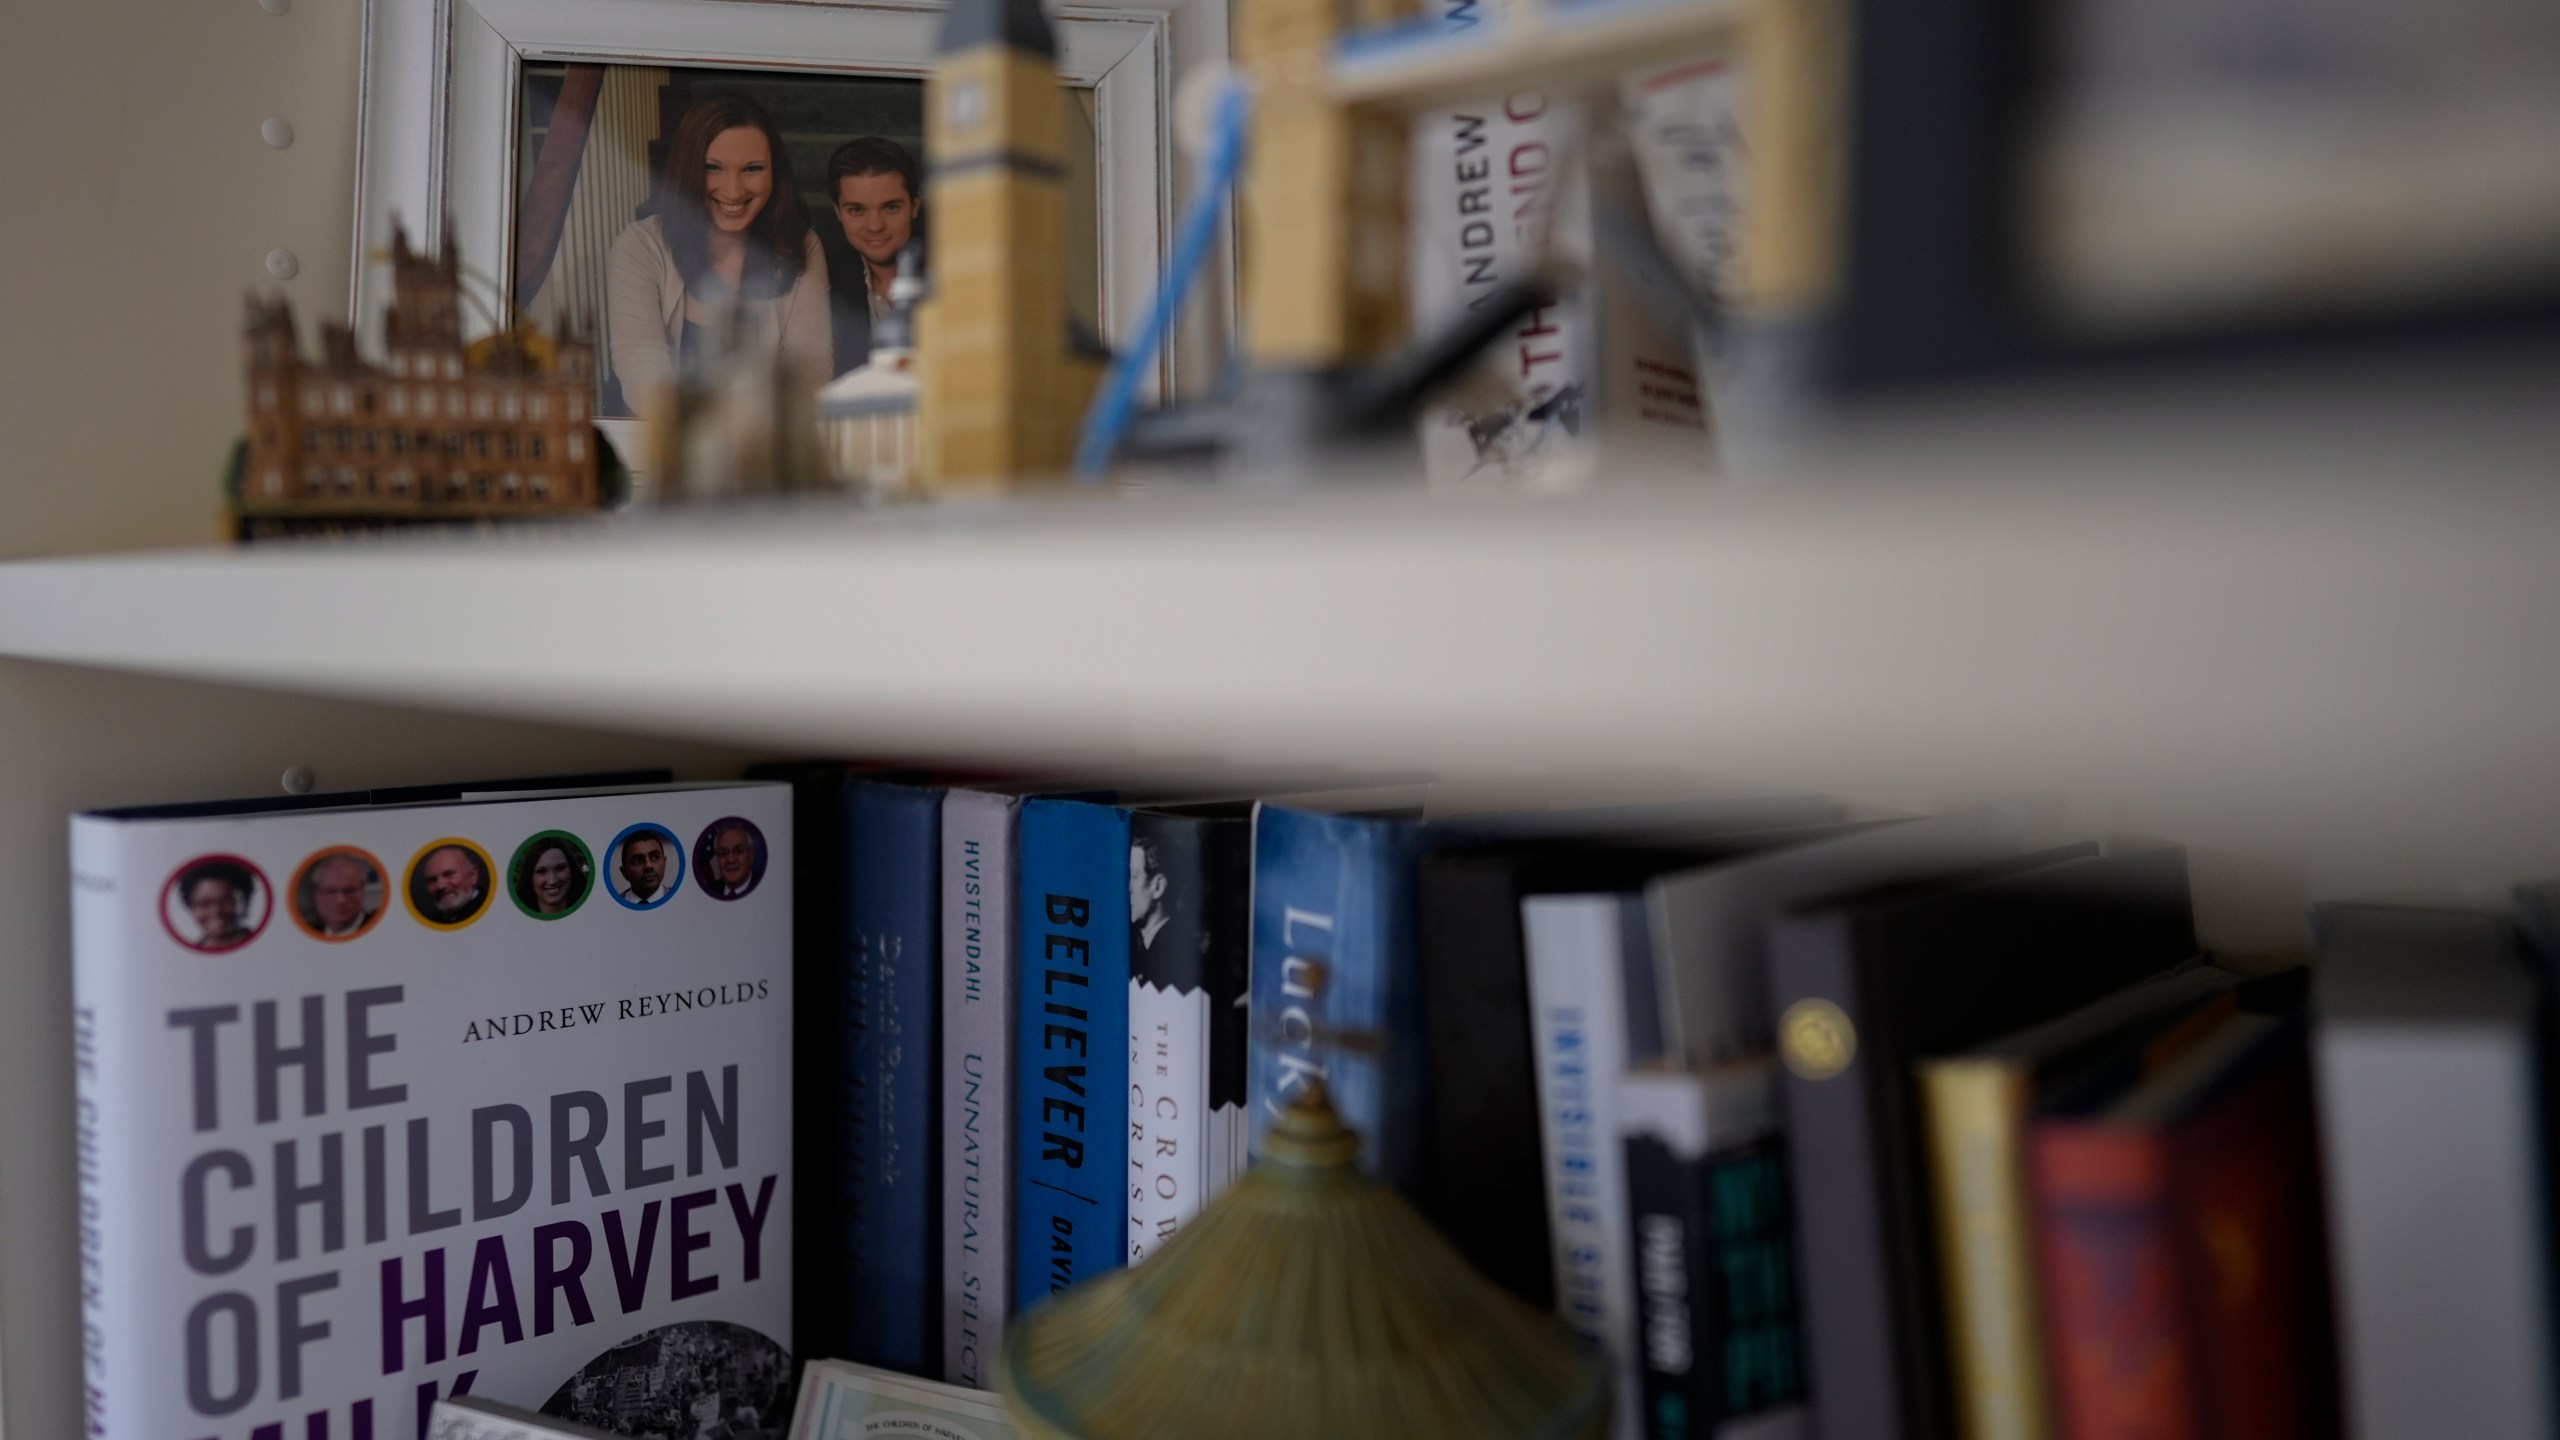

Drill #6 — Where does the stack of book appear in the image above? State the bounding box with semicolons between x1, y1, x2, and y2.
78;762;2560;1440
791;767;2560;1440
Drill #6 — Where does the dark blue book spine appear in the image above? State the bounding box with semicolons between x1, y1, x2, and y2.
844;778;944;1375
1016;797;1132;1306
1248;804;1429;1194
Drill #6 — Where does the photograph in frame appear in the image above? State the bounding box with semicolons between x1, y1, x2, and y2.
510;63;1105;421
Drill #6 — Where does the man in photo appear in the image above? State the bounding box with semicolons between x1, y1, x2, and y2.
1129;836;1170;950
703;819;762;900
415;845;489;925
823;137;923;375
617;830;674;906
303;854;380;938
180;861;257;951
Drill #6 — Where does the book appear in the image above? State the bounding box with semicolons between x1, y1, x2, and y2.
2314;905;2556;1440
1523;888;1652;1427
1126;805;1253;1265
940;788;1019;1386
72;782;794;1440
842;777;944;1377
749;761;852;1362
1419;834;1779;1308
1644;814;2022;1071
1409;795;1849;1304
1618;1062;1807;1440
1511;815;2009;1438
1248;803;1430;1192
1917;964;2238;1440
786;1356;1023;1440
2030;1009;2331;1440
1406;59;1710;490
1769;845;2195;1440
1015;797;1131;1308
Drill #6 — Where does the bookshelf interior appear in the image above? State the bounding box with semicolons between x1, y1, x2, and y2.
2;326;2557;1439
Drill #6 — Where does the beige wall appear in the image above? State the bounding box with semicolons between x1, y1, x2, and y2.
0;15;775;1437
0;0;363;559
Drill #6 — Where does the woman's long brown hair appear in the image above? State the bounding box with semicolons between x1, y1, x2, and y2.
659;92;810;297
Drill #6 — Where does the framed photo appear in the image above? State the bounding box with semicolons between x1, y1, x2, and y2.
354;0;1182;475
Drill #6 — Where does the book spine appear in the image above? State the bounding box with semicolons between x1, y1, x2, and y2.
1200;819;1253;1200
752;761;849;1359
1627;1133;1809;1440
1768;909;1911;1440
69;817;125;1440
940;790;1017;1386
1417;857;1555;1308
2030;1125;2198;1440
1015;799;1131;1306
844;780;943;1376
1126;812;1251;1264
1523;892;1642;1439
2171;1047;2329;1440
1919;1060;2052;1440
1247;805;1429;1192
1128;812;1206;1266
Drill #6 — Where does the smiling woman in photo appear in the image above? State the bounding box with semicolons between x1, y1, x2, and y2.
606;93;830;418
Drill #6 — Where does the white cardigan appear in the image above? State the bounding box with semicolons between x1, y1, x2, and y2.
605;216;832;415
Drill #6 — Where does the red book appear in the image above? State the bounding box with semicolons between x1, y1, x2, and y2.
2031;1013;2332;1440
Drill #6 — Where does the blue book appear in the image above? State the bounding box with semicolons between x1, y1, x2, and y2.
1016;796;1132;1307
1249;804;1430;1194
844;777;944;1375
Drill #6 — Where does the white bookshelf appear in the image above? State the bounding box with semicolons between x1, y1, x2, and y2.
6;444;2560;929
2;332;2557;1438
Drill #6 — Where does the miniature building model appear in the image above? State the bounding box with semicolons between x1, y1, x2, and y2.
913;0;1104;489
238;223;603;533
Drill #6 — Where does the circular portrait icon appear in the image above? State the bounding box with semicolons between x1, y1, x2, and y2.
606;823;685;911
162;854;274;953
403;838;497;931
288;846;388;942
693;817;768;901
509;830;596;921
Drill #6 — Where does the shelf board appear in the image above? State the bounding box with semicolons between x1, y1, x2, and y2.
5;338;2558;903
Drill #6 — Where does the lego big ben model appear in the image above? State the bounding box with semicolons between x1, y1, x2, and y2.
913;0;1108;490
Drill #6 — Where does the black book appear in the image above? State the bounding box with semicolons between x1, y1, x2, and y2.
1769;844;2197;1440
747;759;851;1360
1417;820;1834;1305
1621;1064;1807;1440
1128;804;1255;1257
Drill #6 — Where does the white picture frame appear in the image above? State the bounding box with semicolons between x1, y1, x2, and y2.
353;0;1184;471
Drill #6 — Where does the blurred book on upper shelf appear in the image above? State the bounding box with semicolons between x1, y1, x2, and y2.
2028;0;2560;337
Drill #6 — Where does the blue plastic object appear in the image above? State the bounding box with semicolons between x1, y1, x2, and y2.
1073;79;1252;480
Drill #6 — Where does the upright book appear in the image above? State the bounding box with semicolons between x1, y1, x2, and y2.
2030;1010;2333;1440
1618;1062;1808;1440
940;788;1019;1386
2313;905;2556;1440
1917;964;2238;1440
1015;797;1132;1309
1248;804;1429;1191
842;777;944;1376
1126;805;1253;1264
1769;845;2195;1440
1523;886;1653;1423
73;782;794;1440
